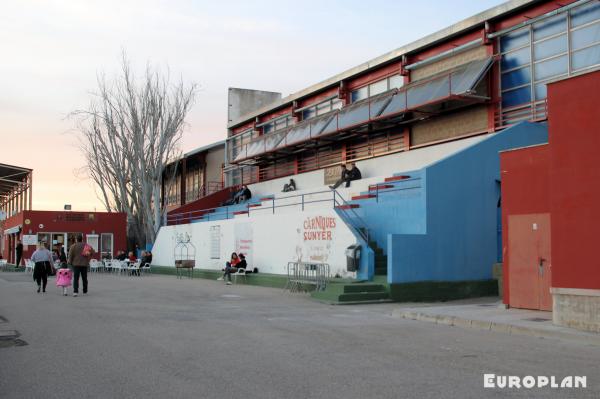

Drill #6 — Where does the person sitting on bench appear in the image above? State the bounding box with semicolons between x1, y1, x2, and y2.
218;252;240;285
282;178;296;192
330;162;362;189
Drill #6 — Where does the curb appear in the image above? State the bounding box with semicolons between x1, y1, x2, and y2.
392;310;600;346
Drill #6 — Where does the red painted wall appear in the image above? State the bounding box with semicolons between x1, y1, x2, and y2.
500;144;550;304
2;210;127;261
547;71;600;290
501;69;600;303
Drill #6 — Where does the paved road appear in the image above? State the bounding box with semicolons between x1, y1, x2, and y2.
0;272;598;399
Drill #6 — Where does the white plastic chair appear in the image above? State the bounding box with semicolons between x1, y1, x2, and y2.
127;260;142;276
89;259;100;273
232;268;248;284
141;262;152;276
103;259;112;273
25;259;34;273
111;260;123;275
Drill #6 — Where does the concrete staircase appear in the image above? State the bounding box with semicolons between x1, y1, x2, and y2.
310;276;390;304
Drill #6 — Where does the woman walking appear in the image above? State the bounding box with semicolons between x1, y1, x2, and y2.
31;242;53;293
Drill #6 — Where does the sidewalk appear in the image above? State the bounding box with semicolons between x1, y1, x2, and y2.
392;297;600;346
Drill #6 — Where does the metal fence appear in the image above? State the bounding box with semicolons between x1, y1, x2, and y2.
284;261;330;293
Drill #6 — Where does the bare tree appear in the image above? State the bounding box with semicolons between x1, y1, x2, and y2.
73;53;196;245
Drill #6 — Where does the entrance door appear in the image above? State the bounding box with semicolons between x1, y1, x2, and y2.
508;213;552;311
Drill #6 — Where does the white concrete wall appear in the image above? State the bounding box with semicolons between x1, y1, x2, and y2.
153;208;358;278
247;136;485;200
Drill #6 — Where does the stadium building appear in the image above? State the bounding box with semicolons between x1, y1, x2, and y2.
154;0;600;311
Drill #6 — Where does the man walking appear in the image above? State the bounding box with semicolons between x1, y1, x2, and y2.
67;235;94;297
15;239;23;269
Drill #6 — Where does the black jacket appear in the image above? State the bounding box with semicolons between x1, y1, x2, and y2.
237;259;247;269
347;167;362;180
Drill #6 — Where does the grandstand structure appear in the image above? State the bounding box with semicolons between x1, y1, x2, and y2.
155;0;600;302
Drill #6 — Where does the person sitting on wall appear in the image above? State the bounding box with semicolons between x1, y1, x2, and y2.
236;185;252;204
217;252;240;285
282;179;297;192
329;162;361;189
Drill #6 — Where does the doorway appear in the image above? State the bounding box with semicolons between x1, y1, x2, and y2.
508;213;552;311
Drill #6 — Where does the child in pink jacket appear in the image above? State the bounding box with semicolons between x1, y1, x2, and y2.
55;268;73;296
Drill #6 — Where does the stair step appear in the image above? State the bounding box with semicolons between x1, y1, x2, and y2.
336;204;360;210
260;197;274;201
351;194;376;200
338;292;389;302
369;184;395;191
343;284;386;293
233;211;249;215
384;175;411;182
248;203;262;208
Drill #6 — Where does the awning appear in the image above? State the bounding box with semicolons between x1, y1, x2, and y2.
231;57;494;163
3;225;22;235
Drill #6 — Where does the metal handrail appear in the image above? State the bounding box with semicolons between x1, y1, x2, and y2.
331;190;371;244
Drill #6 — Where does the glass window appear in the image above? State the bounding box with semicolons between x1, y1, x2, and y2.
534;55;568;80
534;82;548;100
534;34;568;60
501;27;530;52
571;21;600;50
100;233;113;259
303;107;316;120
571;1;600;28
263;123;273;134
501;67;532;89
572;43;600;70
316;102;331;115
533;14;567;40
331;98;343;110
501;47;531;70
351;86;368;102
274;117;288;131
388;74;404;89
368;79;388;96
502;86;531;108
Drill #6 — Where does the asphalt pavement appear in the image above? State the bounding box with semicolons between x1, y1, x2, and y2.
0;272;598;399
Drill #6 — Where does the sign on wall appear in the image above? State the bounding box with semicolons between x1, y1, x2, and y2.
296;215;337;263
234;223;253;266
324;165;342;185
22;235;38;246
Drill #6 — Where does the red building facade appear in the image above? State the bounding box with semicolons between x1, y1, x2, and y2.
501;69;600;332
1;210;127;264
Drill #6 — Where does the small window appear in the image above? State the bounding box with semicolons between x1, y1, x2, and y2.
351;86;368;102
388;74;404;89
571;1;600;28
368;79;388;96
303;107;316;120
316;101;332;115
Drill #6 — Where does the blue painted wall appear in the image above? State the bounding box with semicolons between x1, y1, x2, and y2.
388;122;548;283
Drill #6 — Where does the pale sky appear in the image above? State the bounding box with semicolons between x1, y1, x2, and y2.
0;0;504;211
